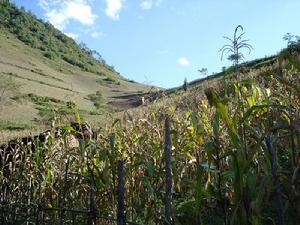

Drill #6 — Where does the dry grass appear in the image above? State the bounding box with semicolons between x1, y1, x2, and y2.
0;29;152;128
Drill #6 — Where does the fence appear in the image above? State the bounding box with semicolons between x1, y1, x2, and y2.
0;115;173;225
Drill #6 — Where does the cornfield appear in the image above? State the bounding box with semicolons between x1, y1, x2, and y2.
1;51;300;225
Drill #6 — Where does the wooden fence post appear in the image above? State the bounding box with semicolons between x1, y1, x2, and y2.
117;160;126;225
87;143;97;225
265;134;285;225
59;158;69;225
87;178;97;225
35;177;42;225
87;173;96;225
164;114;172;225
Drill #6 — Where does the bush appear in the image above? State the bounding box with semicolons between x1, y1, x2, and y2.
39;45;46;51
88;91;103;109
44;51;56;59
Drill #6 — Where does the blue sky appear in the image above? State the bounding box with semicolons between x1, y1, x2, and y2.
11;0;300;88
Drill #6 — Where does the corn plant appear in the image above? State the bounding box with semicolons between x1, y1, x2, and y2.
219;25;253;66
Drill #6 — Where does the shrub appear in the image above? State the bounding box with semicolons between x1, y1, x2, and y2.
44;51;56;59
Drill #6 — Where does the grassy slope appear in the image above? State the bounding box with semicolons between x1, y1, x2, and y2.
0;3;153;129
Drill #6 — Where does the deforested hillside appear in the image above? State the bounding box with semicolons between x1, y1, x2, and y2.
0;1;152;130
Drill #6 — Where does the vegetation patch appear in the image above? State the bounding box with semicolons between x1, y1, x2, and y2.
103;77;121;85
22;93;63;106
0;119;32;130
34;104;72;125
87;91;104;109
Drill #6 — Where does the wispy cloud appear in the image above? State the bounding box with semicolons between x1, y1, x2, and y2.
140;0;163;10
83;27;106;39
105;0;124;20
155;0;164;7
39;0;97;30
65;32;79;39
140;0;152;10
38;0;49;10
91;31;105;38
178;57;190;66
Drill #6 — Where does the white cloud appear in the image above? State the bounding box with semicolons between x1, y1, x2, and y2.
178;57;190;66
91;31;105;38
65;32;79;39
38;0;49;10
39;0;97;30
140;0;152;10
105;0;124;20
83;27;106;38
155;0;163;7
140;0;163;10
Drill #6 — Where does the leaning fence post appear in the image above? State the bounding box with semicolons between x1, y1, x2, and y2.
36;177;42;225
27;177;32;225
60;157;69;225
265;134;285;225
164;114;172;225
117;160;126;225
87;170;96;225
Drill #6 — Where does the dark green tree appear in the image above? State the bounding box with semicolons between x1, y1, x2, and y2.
283;33;300;53
183;77;188;91
198;68;208;76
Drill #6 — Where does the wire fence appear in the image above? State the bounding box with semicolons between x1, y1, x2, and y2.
0;115;173;225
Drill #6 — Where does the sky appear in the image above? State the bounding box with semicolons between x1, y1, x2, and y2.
11;0;300;88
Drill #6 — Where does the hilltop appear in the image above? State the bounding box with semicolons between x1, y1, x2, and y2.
0;1;153;130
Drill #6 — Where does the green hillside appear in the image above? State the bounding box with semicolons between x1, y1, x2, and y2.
0;1;152;129
0;1;118;76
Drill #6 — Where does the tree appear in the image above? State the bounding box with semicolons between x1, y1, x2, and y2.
0;0;10;5
219;25;253;66
91;50;103;61
198;68;208;76
283;33;300;53
183;77;188;91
